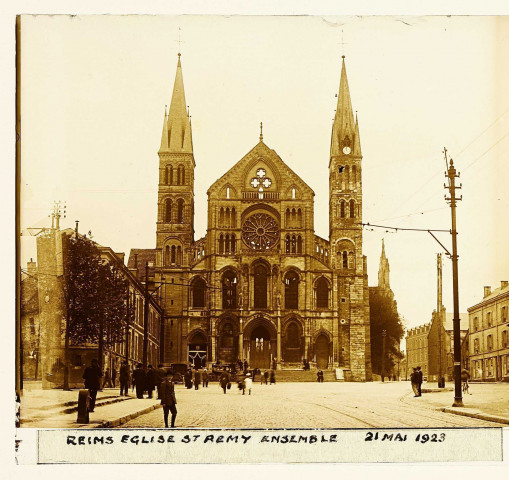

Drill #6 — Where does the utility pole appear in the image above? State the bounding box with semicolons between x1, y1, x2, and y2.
142;262;150;369
444;149;463;407
125;287;130;362
437;253;443;388
381;329;387;382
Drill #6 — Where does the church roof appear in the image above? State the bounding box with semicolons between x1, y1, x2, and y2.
127;248;157;277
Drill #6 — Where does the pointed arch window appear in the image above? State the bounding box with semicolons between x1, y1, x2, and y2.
225;234;230;254
296;235;303;254
165;199;172;223
292;187;296;199
231;234;236;253
226;187;230;199
191;277;206;308
340;200;346;218
253;265;268;309
349;199;355;218
284;271;299;309
219;234;224;254
177;199;184;223
222;271;237;309
316;278;329;308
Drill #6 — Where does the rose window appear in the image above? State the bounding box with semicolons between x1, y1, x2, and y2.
242;213;280;250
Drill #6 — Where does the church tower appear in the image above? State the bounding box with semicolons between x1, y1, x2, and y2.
155;54;195;363
329;56;371;381
378;239;390;292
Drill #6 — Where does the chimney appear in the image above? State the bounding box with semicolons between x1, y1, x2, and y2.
27;258;37;276
484;286;491;298
501;280;509;289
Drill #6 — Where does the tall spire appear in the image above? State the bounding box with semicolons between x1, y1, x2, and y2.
160;54;193;154
331;56;357;157
378;239;391;290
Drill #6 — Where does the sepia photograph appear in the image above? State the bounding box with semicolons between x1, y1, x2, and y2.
14;13;509;462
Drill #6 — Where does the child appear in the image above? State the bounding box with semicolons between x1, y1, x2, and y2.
244;373;253;395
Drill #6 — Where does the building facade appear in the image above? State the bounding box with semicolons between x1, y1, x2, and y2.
468;281;509;382
141;54;372;380
405;324;431;378
29;225;163;389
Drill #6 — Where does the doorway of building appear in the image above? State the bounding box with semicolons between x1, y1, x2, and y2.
250;325;271;369
315;334;329;369
188;332;207;369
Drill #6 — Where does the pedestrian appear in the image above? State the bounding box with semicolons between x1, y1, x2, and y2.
202;368;209;388
416;366;423;396
82;359;102;412
133;363;146;399
194;369;201;390
160;369;177;428
112;366;117;388
270;369;276;384
146;365;156;398
154;364;165;399
461;369;471;395
184;369;193;389
243;359;249;373
219;371;230;394
119;360;130;396
317;369;324;383
102;369;112;389
244;373;252;395
410;368;419;397
262;370;269;385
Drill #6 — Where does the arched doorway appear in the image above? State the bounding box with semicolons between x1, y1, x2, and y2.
283;321;303;362
188;332;207;369
250;325;272;369
217;320;237;364
315;334;330;369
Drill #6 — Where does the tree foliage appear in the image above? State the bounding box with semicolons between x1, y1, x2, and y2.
63;233;130;366
369;289;404;375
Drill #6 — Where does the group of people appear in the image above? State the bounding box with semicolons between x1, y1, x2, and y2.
82;358;178;427
184;368;209;390
410;366;424;397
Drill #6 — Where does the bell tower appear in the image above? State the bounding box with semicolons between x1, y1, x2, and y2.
156;53;195;269
329;56;363;271
328;56;371;381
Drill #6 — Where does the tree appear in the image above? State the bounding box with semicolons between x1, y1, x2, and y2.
62;232;129;389
369;289;404;377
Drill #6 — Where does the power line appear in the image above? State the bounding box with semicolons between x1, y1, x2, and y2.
362;222;450;233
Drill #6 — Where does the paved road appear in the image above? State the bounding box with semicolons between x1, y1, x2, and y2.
118;381;506;429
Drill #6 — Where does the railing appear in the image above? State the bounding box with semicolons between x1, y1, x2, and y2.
242;191;280;200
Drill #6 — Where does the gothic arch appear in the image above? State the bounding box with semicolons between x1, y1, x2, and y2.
242;155;282;188
243;315;277;339
311;327;333;344
188;329;208;345
190;276;207;308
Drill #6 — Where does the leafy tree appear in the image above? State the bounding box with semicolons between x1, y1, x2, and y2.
62;232;130;389
369;289;404;377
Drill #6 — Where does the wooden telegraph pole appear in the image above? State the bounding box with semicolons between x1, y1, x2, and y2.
444;149;463;407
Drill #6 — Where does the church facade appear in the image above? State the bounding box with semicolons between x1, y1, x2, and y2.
150;54;371;381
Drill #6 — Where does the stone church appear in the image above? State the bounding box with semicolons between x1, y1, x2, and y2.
131;53;372;381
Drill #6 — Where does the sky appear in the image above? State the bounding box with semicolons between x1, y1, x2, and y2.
18;15;509;334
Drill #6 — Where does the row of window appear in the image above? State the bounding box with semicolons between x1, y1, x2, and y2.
335;199;357;219
164;198;185;223
218;207;237;228
219;234;236;254
190;270;330;310
472;330;508;353
164;165;186;185
285;235;303;254
285;208;303;228
334;164;359;188
472;307;507;331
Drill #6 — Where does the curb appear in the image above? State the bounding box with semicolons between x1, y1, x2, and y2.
62;396;132;414
95;403;162;428
440;407;509;425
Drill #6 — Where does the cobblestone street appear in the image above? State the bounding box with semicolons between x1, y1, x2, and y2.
118;381;508;429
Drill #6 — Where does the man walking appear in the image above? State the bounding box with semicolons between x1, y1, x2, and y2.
119;360;130;396
269;369;276;385
160;370;177;428
133;363;146;399
219;370;230;394
102;368;112;389
83;359;102;412
194;369;201;390
202;368;209;388
262;370;269;385
416;366;423;396
146;365;156;398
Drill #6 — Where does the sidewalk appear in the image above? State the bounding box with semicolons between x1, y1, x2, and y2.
20;382;160;428
409;381;509;425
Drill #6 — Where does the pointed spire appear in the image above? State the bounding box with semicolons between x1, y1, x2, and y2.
160;53;193;154
159;105;169;150
331;56;357;157
378;239;390;290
